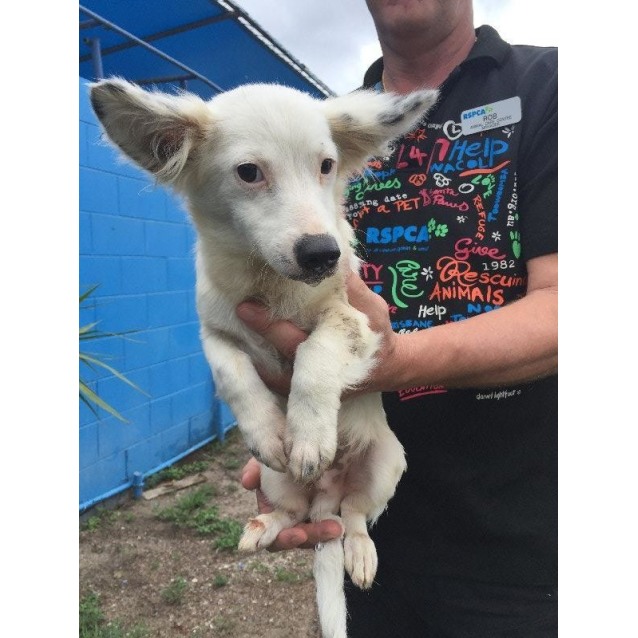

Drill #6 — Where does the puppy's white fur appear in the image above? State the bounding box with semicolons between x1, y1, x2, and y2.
90;79;438;638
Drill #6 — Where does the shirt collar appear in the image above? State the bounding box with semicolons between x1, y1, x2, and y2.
465;25;510;67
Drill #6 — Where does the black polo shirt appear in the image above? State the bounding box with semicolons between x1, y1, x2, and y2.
348;26;557;586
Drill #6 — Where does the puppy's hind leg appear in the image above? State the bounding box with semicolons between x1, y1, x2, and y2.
238;466;310;552
341;462;406;588
341;500;378;590
238;511;300;551
340;395;407;590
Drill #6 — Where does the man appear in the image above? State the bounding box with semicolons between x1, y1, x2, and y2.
240;1;557;635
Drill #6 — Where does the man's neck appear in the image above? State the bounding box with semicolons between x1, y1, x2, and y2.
380;23;476;93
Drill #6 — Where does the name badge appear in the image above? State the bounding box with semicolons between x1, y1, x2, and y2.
461;96;522;135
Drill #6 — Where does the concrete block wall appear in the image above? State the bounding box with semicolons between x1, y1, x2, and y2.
79;77;235;510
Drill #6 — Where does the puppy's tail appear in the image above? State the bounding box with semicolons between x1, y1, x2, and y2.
314;537;347;638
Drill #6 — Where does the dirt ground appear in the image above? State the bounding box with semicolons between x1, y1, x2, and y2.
79;428;322;637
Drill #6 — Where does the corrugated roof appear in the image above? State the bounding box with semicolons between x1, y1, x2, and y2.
79;0;334;99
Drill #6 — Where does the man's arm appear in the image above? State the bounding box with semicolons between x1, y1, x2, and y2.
236;252;558;396
363;252;558;391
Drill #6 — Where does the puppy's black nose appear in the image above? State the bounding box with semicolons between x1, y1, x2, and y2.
294;234;341;278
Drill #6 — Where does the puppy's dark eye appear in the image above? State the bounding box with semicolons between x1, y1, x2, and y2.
237;163;264;183
321;158;335;175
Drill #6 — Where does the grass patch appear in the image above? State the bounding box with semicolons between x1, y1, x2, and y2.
80;591;149;638
81;508;118;532
274;567;303;583
222;456;241;471
212;574;229;588
79;592;103;634
144;460;210;490
156;486;243;551
161;577;188;605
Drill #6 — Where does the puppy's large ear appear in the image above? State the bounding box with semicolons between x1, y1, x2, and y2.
322;88;439;175
89;78;209;184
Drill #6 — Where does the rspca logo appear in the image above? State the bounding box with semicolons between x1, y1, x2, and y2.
365;225;430;245
462;105;495;120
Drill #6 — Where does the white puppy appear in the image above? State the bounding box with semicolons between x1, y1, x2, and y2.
90;79;438;638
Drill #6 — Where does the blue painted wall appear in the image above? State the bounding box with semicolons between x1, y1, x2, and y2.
79;77;236;511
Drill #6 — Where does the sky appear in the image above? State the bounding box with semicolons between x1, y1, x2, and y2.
231;0;559;95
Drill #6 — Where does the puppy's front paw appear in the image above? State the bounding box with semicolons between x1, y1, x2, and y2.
285;435;337;484
344;533;378;589
246;436;287;473
243;417;287;472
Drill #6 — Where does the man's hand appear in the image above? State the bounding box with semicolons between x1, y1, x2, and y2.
240;458;343;550
343;273;405;392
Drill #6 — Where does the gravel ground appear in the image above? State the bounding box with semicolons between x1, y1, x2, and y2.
79;429;322;637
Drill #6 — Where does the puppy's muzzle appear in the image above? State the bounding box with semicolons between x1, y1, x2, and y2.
294;234;341;282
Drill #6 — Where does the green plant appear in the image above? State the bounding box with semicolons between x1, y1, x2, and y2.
156;487;243;550
161;577;188;605
157;486;216;522
79;285;147;422
212;574;229;588
80;591;149;638
79;592;103;635
81;507;118;532
212;518;244;550
274;567;302;583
